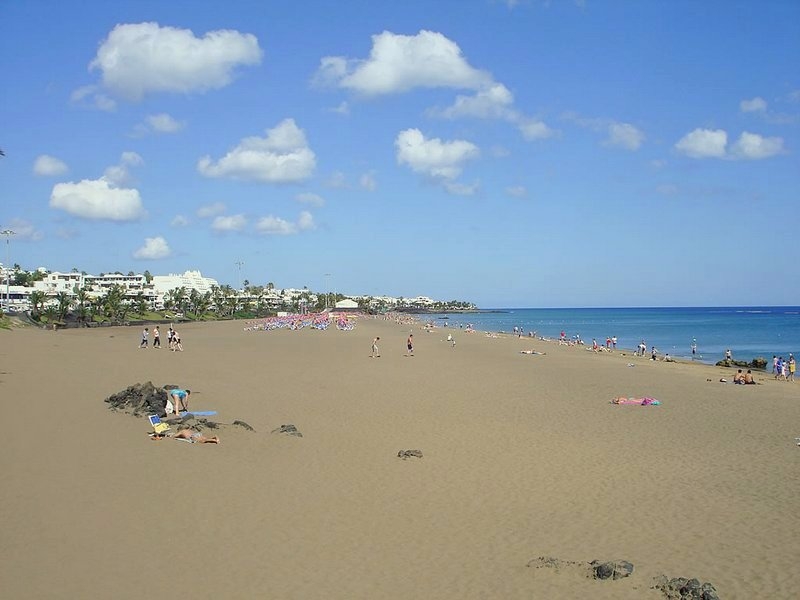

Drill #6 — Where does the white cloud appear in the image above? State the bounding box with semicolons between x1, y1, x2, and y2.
431;83;555;141
325;171;348;188
314;30;492;95
675;128;783;160
255;211;315;235
132;113;185;136
729;132;784;160
359;172;377;191
50;178;145;221
133;236;171;259
4;218;43;241
295;192;325;207
518;118;555;141
443;180;480;196
740;97;767;113
102;151;143;186
197;202;227;218
605;122;645;150
297;210;315;231
88;22;262;101
330;101;350;115
435;83;515;119
33;155;68;176
212;214;247;232
395;128;479;180
70;84;117;111
674;128;728;158
171;215;190;227
197;118;316;183
505;185;527;198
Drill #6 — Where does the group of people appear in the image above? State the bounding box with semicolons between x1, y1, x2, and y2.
733;369;757;385
164;388;220;444
139;325;183;351
772;354;796;381
369;333;416;357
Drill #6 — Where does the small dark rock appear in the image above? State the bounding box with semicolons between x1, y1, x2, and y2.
232;420;255;432
397;449;423;459
653;575;721;600
591;560;634;580
271;424;303;437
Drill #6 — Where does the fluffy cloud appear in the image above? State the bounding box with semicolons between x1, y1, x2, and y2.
70;85;116;111
675;128;783;160
255;211;315;235
729;132;784;159
314;30;491;95
133;236;171;259
50;178;145;221
295;192;325;207
740;97;767;113
88;22;262;101
33;155;68;176
435;84;515;119
212;214;247;232
102;151;143;186
605;122;645;150
674;128;728;158
132;113;185;136
395;128;479;180
197;118;316;183
197;202;227;218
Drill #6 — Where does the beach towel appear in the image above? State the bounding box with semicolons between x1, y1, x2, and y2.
179;410;218;417
611;397;660;405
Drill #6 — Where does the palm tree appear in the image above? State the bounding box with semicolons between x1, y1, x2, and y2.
55;291;71;322
28;290;46;319
73;287;90;324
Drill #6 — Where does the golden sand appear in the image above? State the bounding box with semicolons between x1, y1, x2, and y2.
1;317;798;599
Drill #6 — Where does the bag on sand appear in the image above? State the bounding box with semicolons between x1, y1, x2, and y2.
165;399;174;415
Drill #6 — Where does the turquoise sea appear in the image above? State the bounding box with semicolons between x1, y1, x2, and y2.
417;307;800;365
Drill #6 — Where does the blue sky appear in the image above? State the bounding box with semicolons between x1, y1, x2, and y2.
1;0;798;307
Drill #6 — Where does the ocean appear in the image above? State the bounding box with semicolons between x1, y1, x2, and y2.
416;307;800;365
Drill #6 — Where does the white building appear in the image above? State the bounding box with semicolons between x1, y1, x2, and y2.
151;270;219;296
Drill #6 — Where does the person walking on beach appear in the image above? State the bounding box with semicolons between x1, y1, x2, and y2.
171;330;183;352
612;336;617;350
371;336;380;358
406;334;414;357
139;327;149;348
789;355;796;382
153;326;160;349
772;355;778;374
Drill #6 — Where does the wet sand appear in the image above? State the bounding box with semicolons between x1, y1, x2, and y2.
1;317;798;599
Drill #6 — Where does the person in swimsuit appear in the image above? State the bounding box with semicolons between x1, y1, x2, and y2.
168;389;191;413
406;334;414;357
174;429;219;444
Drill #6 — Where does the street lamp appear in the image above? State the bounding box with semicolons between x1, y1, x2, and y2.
1;229;16;310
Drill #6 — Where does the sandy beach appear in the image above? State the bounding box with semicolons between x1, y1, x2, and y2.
1;316;799;599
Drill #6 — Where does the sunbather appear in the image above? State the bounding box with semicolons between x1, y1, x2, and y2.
174;429;219;444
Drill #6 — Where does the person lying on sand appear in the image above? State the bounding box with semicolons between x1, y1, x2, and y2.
174;429;220;444
519;350;546;355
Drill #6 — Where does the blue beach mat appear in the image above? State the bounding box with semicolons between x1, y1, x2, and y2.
179;410;218;417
